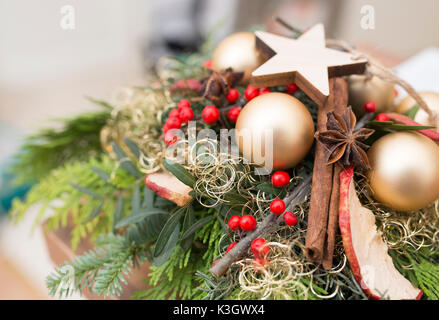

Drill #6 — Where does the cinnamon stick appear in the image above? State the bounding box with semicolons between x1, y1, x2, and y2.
322;79;348;270
322;163;342;270
305;77;348;264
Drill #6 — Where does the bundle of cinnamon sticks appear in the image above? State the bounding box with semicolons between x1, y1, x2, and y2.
305;77;347;270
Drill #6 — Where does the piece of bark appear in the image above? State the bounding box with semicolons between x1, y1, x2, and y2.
144;172;193;207
305;77;347;264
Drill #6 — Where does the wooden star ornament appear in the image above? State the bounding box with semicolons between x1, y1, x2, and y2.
251;24;368;105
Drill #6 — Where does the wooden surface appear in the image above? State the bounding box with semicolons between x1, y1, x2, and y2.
43;221;152;300
251;24;367;105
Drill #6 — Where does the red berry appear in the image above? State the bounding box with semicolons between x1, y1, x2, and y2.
226;88;239;103
286;83;299;93
251;238;270;257
284;211;298;226
363;101;376;113
164;130;178;145
259;88;271;95
377;113;389;122
228;107;241;123
179;107;194;122
253;257;269;271
178;99;191;110
203;59;212;69
226;242;237;253
244;85;260;101
166;117;181;129
240;215;257;231
162;123;170;134
270;199;286;215
202;105;220;124
228;215;241;231
271;171;290;188
168;109;180;119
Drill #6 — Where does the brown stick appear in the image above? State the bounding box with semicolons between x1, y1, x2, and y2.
322;79;348;270
305;77;348;264
209;175;312;277
322;163;341;270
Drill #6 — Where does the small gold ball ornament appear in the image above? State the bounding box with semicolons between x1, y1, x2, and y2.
395;91;439;131
212;32;265;83
347;75;395;117
235;92;315;170
367;131;439;211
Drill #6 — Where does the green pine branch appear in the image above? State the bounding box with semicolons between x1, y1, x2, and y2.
46;234;148;299
9;100;112;185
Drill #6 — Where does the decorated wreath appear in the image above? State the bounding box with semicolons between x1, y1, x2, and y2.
10;20;439;300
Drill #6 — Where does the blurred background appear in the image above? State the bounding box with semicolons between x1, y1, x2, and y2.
0;0;438;299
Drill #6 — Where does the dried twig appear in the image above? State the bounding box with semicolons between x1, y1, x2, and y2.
209;175;312;277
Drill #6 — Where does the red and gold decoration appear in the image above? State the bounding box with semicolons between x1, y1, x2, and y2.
14;17;439;302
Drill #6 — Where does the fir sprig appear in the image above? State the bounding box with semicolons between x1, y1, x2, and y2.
46;234;149;298
10;101;112;184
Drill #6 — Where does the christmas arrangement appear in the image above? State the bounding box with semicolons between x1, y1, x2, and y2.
9;19;439;300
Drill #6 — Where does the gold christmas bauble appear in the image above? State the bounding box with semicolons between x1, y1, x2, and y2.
394;91;439;131
235;92;315;170
348;74;395;117
367;131;439;211
212;32;266;83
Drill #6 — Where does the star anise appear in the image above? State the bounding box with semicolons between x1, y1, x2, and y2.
316;107;375;171
199;68;244;105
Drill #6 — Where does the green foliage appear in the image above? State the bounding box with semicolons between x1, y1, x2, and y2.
133;218;224;300
46;234;149;298
410;257;439;299
9;103;111;184
10;156;137;250
391;247;439;300
404;105;420;119
367;120;435;132
163;159;196;188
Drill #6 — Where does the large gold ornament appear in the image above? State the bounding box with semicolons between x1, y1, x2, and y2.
395;91;439;131
347;75;395;117
235;92;315;170
212;32;265;83
367;131;439;211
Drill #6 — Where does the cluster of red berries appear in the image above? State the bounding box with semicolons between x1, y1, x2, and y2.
270;171;298;226
270;198;298;226
363;100;390;122
251;238;270;269
244;82;299;102
244;84;271;101
163;99;194;145
201;104;242;124
228;214;257;232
